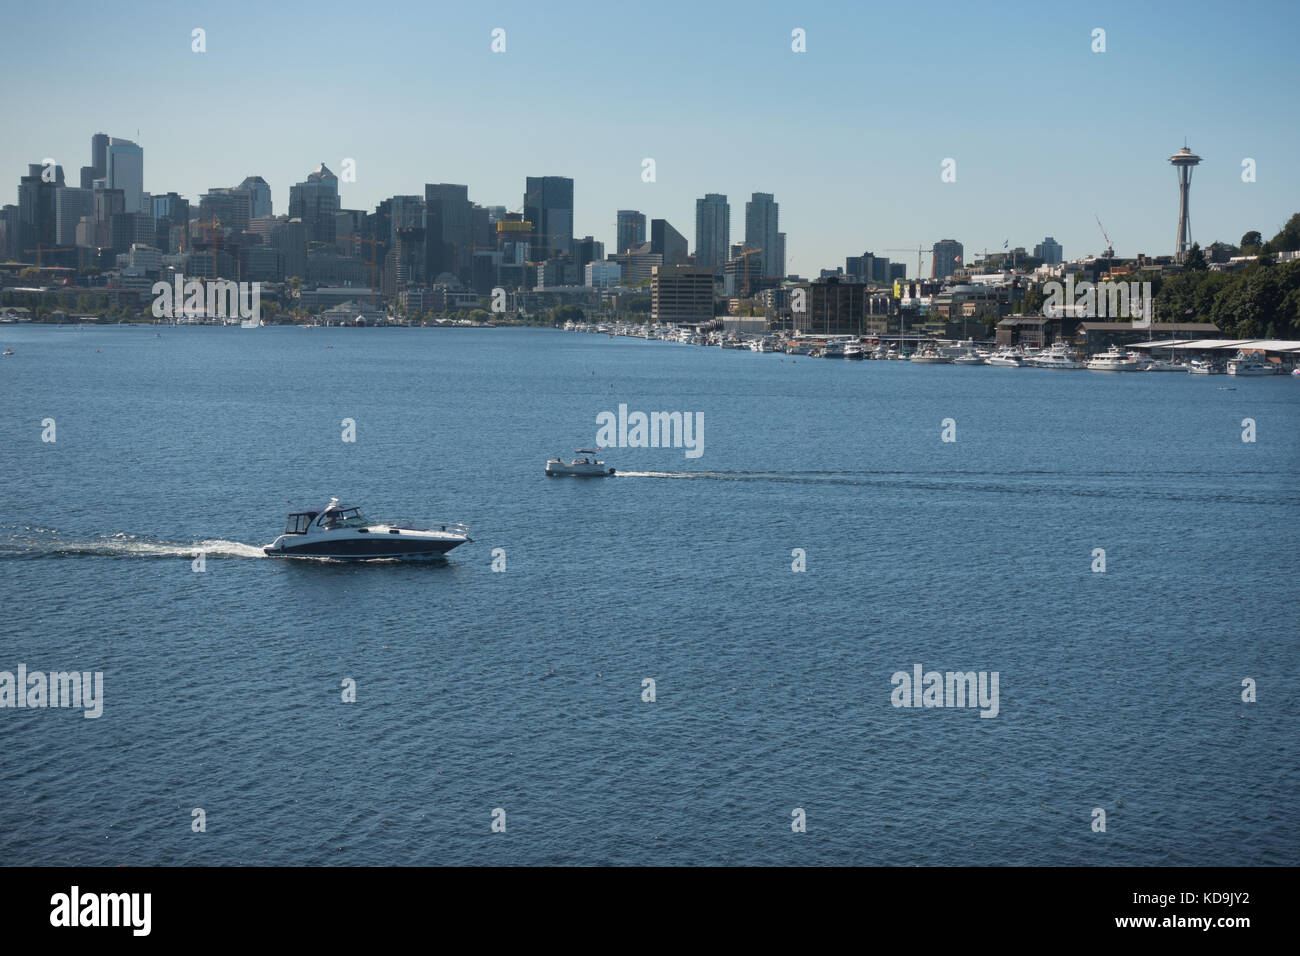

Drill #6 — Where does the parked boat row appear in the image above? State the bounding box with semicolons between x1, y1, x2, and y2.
562;322;1298;375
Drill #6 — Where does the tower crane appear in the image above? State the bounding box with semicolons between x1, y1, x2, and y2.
1095;215;1114;259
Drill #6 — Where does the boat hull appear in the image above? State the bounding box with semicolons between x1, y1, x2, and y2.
546;463;615;477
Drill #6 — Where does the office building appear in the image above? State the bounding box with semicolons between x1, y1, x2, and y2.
650;218;688;266
694;193;730;270
652;264;715;324
524;176;574;260
616;210;646;255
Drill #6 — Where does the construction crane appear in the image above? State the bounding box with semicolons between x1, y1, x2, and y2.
733;247;762;297
1095;215;1114;259
885;246;929;280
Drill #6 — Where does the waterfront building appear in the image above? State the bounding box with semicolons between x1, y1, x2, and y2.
652;264;715;324
794;274;866;336
585;261;622;288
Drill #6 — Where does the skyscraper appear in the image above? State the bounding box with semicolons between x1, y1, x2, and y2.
744;192;781;278
694;193;730;270
616;210;646;255
1034;236;1063;265
289;163;340;246
524;176;574;260
425;183;472;284
105;138;144;214
651;218;688;266
56;188;93;247
17;162;64;253
239;176;272;219
80;132;109;190
931;239;964;279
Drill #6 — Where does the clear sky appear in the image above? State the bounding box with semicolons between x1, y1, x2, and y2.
3;0;1297;275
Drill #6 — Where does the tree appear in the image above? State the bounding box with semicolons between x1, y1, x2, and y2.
1241;230;1263;253
1182;243;1207;271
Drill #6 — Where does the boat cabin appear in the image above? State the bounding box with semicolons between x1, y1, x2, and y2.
283;504;368;534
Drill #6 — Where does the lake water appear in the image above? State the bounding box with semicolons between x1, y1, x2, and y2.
1;325;1297;865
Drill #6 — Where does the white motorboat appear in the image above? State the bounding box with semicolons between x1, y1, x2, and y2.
822;341;846;358
1227;353;1278;376
1029;342;1085;369
264;498;471;559
1187;358;1223;375
546;450;615;477
1140;358;1185;372
952;351;984;366
843;342;865;360
910;349;951;364
1086;345;1142;372
986;348;1023;367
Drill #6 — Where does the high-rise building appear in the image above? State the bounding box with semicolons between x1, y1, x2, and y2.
80;132;109;190
288;163;340;247
845;252;891;284
650;218;688;266
573;235;604;276
524;176;574;260
424;184;472;285
56;187;93;247
931;239;964;279
774;233;786;278
199;187;252;230
239;176;272;218
796;275;866;336
616;210;646;255
1034;236;1063;265
744;193;781;278
652;264;715;324
17;162;65;254
105;138;144;213
694;193;730;270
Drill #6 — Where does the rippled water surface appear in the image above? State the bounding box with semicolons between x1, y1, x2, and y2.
1;325;1297;865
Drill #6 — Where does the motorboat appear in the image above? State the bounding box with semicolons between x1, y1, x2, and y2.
546;450;615;477
822;341;846;358
909;348;951;364
2;348;13;356
1086;345;1142;372
1139;357;1185;372
1187;358;1224;375
1227;353;1278;376
264;498;471;559
952;350;984;366
843;342;865;360
986;348;1023;367
1029;342;1085;369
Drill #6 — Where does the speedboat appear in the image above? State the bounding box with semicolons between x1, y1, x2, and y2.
986;348;1023;367
264;498;471;559
1030;342;1085;369
2;349;13;356
546;450;615;477
1086;345;1142;372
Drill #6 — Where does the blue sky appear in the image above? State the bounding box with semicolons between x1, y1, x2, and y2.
3;0;1297;275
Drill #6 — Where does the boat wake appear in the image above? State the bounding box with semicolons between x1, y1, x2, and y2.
0;532;267;560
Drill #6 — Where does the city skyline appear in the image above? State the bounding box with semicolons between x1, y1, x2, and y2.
3;1;1299;273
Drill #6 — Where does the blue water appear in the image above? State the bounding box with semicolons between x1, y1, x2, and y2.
1;325;1297;865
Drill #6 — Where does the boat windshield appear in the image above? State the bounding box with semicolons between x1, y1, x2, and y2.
321;507;367;529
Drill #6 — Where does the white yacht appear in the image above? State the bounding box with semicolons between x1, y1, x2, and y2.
1086;346;1142;372
1187;358;1223;375
546;450;616;477
1140;357;1186;372
910;348;951;364
1030;342;1085;369
952;350;985;366
986;348;1023;367
821;341;846;358
843;342;865;360
1227;353;1278;376
264;498;471;559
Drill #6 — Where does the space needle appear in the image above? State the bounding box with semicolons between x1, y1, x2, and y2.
1169;145;1202;262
